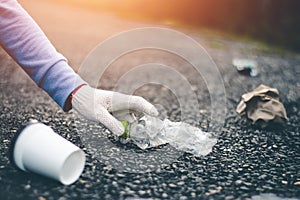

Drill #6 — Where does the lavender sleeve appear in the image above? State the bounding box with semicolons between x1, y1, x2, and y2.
0;0;86;111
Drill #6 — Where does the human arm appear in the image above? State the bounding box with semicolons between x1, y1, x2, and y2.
0;0;85;110
0;0;158;135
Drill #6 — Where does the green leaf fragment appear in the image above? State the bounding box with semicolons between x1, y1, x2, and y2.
120;121;130;139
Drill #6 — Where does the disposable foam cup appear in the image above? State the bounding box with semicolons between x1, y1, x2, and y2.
11;120;86;185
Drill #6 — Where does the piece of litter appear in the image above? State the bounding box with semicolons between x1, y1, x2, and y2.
121;115;217;156
232;58;258;77
236;84;288;128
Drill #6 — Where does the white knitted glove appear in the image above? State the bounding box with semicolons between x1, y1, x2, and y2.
72;85;159;136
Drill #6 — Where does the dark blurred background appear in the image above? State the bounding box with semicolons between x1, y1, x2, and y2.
60;0;300;51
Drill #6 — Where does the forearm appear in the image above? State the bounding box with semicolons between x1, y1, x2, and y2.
0;0;85;110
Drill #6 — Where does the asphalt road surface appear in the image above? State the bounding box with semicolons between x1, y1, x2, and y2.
0;0;299;199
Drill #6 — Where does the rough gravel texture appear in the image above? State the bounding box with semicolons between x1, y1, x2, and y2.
0;1;299;200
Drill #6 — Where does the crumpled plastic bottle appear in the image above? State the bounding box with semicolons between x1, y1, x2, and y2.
121;115;218;156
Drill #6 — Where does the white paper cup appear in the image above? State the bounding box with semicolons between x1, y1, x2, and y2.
11;120;86;185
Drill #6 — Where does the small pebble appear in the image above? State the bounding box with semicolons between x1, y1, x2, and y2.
177;181;185;186
294;181;300;185
138;190;146;195
24;184;31;190
79;179;87;184
162;193;168;198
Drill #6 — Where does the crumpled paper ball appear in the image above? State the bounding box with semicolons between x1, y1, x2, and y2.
236;84;288;127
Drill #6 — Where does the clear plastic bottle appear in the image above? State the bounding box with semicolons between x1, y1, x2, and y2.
122;115;217;156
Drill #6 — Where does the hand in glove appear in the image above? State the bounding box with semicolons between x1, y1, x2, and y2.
71;85;159;136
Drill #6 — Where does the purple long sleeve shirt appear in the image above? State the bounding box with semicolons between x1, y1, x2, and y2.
0;0;85;111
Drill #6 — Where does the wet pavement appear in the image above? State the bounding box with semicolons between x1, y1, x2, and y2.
0;0;300;199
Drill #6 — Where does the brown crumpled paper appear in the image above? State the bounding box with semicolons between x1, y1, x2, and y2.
236;84;288;127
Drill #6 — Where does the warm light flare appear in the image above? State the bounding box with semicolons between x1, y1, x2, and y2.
49;0;300;50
